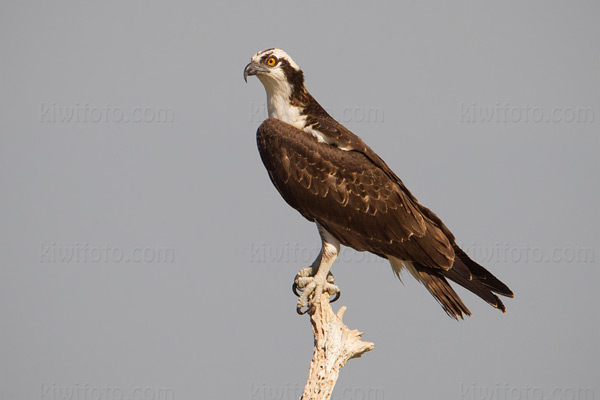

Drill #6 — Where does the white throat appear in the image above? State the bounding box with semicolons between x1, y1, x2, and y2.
257;74;337;147
258;75;305;129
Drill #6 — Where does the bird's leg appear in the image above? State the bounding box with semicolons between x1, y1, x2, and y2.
293;225;341;314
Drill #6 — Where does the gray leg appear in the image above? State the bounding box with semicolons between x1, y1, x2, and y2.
293;224;341;314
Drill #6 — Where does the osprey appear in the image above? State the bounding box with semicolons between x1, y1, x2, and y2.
244;48;513;319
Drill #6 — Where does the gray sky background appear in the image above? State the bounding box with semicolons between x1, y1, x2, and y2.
1;1;598;399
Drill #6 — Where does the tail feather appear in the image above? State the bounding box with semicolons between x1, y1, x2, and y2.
388;246;513;319
389;257;471;319
410;266;472;320
442;258;507;313
451;245;514;297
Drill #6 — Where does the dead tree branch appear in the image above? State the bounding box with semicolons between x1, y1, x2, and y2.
301;295;374;400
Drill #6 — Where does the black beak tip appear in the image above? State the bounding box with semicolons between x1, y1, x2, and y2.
243;63;251;83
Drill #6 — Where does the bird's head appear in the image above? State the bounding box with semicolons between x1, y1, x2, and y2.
244;48;306;102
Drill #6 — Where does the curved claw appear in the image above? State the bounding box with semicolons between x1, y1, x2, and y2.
296;305;308;315
330;290;341;303
292;281;302;298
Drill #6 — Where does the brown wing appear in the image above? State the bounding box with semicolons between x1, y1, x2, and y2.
256;118;455;270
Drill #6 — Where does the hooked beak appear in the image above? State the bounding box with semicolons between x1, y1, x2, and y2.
244;62;267;82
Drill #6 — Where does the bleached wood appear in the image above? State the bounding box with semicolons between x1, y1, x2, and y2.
301;295;374;400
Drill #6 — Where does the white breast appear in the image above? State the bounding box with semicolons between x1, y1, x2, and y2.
259;74;351;151
267;93;305;129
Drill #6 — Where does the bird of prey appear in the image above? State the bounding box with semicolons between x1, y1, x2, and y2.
244;48;513;319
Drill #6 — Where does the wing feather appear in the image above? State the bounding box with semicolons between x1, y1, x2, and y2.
256;118;454;270
256;114;512;316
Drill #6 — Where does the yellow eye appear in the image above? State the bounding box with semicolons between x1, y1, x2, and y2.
266;57;277;66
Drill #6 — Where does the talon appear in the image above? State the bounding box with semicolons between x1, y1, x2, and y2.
326;272;335;284
292;281;301;297
292;267;340;314
330;291;341;303
293;266;317;299
296;281;316;315
296;304;308;315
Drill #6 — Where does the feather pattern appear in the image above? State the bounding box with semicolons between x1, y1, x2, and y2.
257;118;513;319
